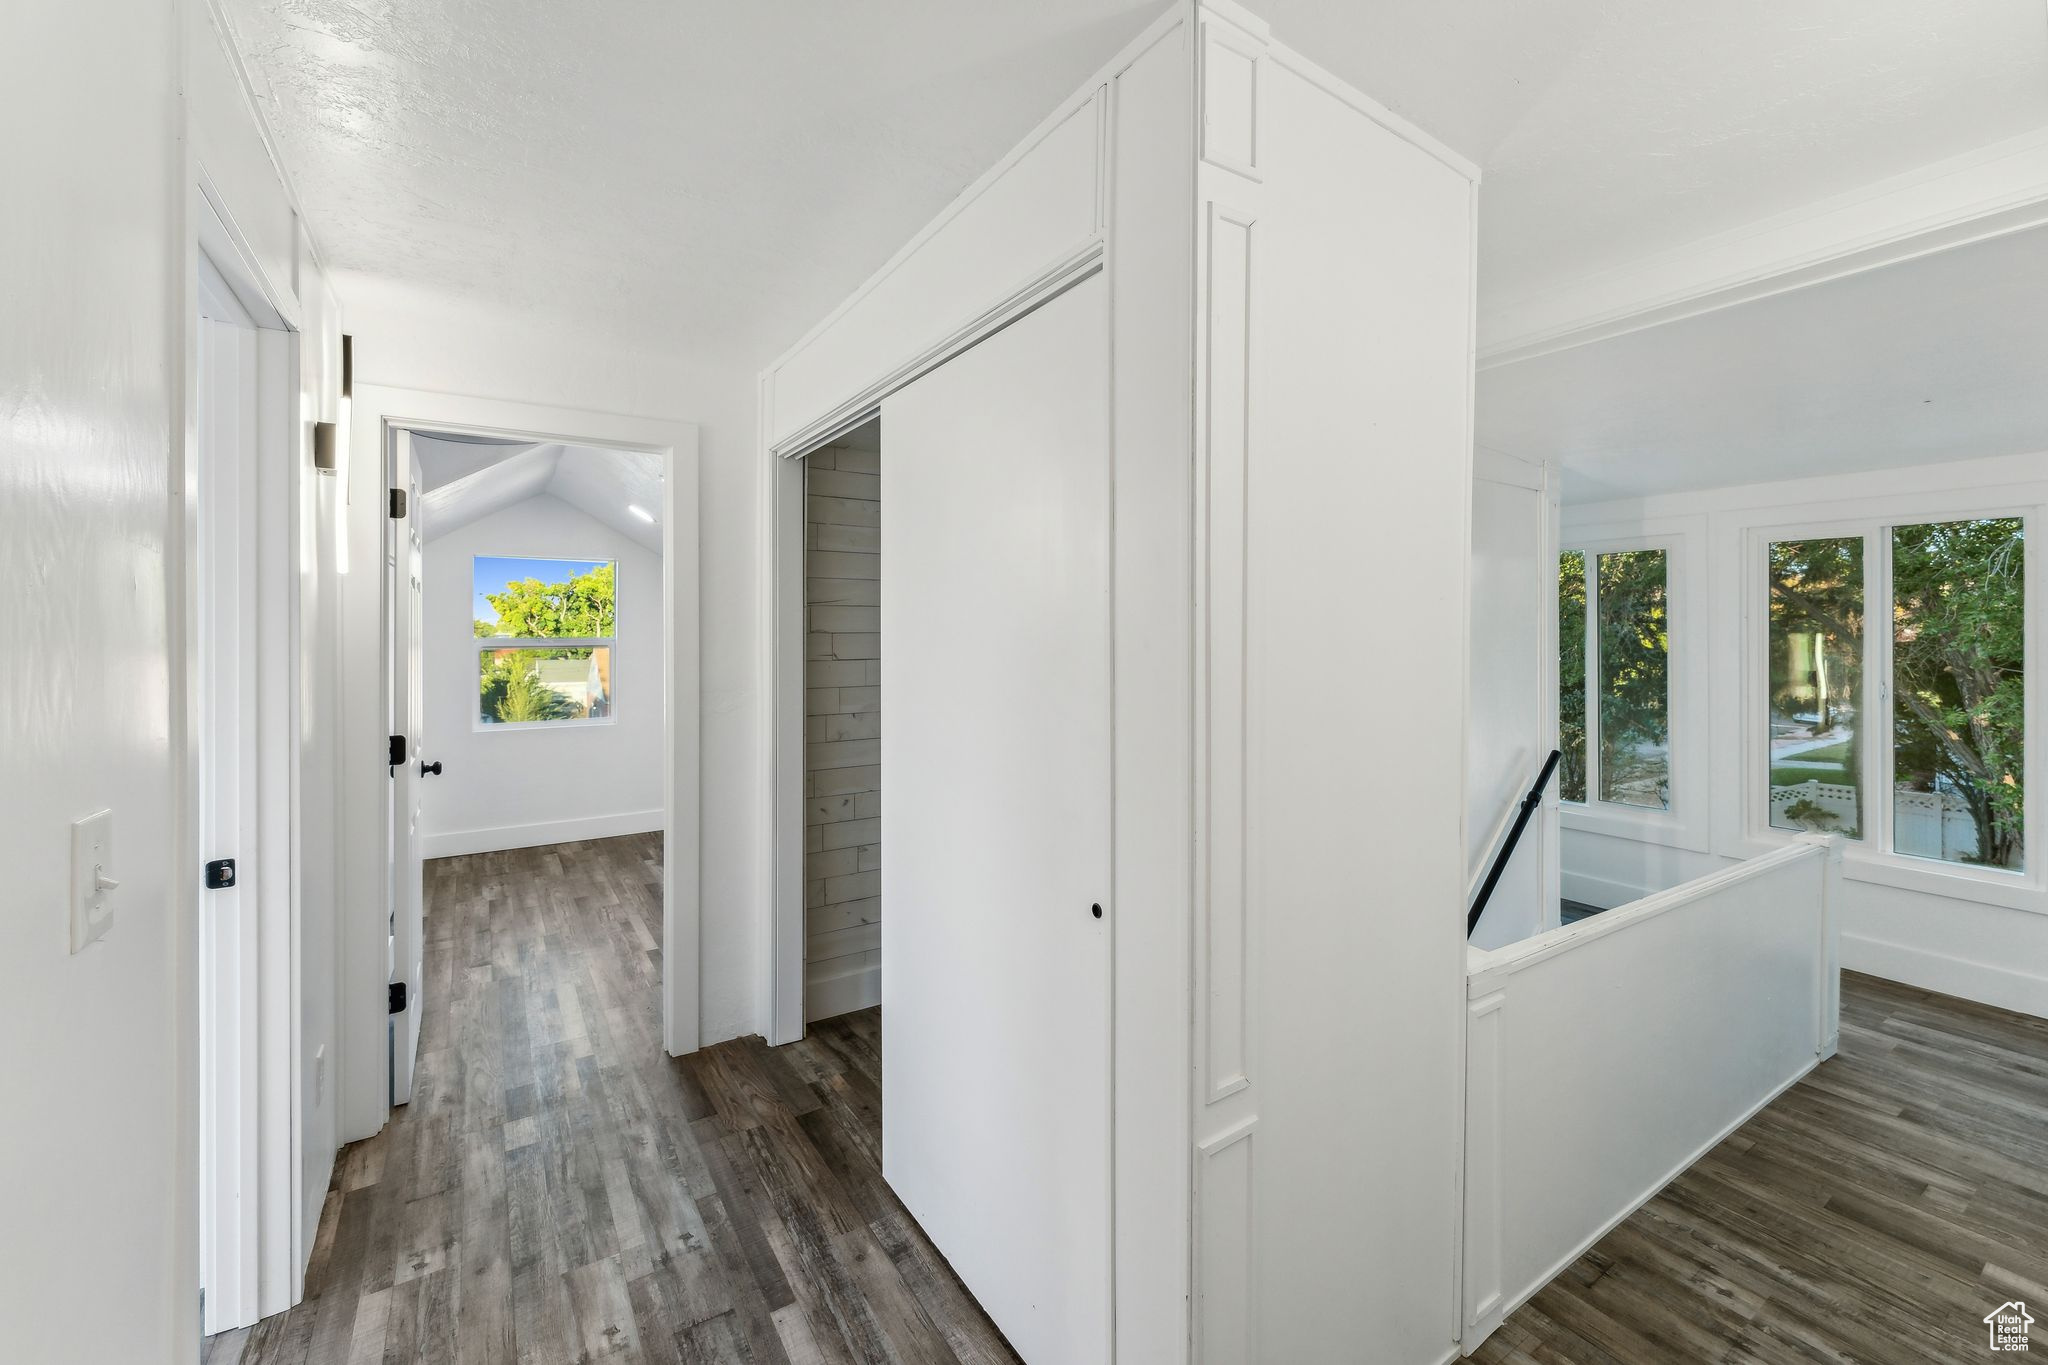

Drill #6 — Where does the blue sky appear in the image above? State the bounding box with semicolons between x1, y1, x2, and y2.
473;555;608;630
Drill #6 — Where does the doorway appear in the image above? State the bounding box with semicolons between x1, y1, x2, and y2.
192;241;301;1334
351;394;701;1131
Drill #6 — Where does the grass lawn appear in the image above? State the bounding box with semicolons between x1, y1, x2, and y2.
1795;738;1854;765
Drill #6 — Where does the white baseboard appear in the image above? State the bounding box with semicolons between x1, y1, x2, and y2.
421;809;665;860
1844;932;2048;1020
806;960;880;1023
1559;868;1647;911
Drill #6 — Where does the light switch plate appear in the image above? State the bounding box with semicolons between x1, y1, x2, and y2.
70;808;116;953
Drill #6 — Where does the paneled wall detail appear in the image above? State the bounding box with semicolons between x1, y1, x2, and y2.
1200;17;1265;180
1192;14;1269;1361
805;439;882;1019
1462;991;1508;1338
1201;202;1257;1107
1195;1118;1259;1362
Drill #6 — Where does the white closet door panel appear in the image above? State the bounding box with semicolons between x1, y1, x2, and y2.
881;273;1113;1365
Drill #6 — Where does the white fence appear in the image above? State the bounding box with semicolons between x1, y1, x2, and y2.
1769;780;1979;861
1459;838;1843;1354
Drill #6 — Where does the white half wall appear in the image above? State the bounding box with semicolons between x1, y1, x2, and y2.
1462;841;1840;1350
422;494;665;858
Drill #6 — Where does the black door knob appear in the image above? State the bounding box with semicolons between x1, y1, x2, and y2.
420;759;443;777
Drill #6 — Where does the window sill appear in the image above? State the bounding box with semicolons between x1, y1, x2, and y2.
473;716;618;734
1839;846;2042;913
1734;825;2043;913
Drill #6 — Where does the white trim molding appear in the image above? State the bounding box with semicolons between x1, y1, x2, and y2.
420;809;665;861
804;959;881;1024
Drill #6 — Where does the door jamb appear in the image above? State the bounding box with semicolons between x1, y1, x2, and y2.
186;181;307;1331
338;389;702;1144
757;257;1106;1047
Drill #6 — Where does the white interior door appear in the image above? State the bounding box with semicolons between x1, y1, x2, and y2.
879;273;1113;1364
387;430;426;1104
197;266;263;1334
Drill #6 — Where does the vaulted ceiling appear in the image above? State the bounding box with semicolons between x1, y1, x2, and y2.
224;0;2048;369
413;433;664;550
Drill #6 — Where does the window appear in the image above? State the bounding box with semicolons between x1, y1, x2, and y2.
1890;518;2024;870
1596;549;1671;808
1559;546;1672;812
1768;537;1864;838
473;555;616;726
1758;517;2025;873
1558;551;1587;802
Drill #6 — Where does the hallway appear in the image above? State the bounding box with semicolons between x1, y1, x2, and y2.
208;835;1017;1365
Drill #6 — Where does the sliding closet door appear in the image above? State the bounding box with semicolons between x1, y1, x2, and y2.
880;272;1112;1364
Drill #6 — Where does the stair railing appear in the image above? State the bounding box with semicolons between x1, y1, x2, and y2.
1468;748;1562;939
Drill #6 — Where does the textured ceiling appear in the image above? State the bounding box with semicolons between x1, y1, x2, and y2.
1479;221;2048;501
415;434;664;549
222;0;2048;367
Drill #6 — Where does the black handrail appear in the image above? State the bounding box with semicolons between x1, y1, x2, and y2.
1468;748;1562;938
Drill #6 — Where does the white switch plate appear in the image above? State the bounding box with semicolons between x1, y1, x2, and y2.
70;808;116;953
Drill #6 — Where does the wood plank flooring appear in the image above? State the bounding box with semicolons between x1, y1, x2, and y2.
1474;970;2048;1364
211;834;1018;1365
210;834;2048;1365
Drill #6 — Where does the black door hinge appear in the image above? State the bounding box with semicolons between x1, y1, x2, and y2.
388;981;408;1015
388;734;407;767
204;858;237;890
388;487;407;519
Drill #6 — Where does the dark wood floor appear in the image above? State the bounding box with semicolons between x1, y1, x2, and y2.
1475;970;2048;1364
208;833;1018;1365
206;836;2048;1365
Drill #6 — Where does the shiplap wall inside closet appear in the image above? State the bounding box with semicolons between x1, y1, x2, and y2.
805;435;883;1019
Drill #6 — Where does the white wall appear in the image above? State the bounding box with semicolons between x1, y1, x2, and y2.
1561;449;2048;1018
1225;47;1475;1364
1;8;182;1357
336;270;762;1092
1;1;345;1357
422;494;664;856
1467;451;1559;950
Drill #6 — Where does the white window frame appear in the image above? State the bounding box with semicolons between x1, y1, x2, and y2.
471;553;619;732
1738;497;2042;911
1557;516;1710;854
